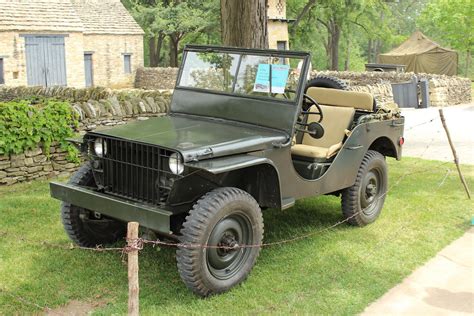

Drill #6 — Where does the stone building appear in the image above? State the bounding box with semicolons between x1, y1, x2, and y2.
0;0;144;88
267;0;291;50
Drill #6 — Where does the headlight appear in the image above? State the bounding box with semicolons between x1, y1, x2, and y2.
168;153;184;175
94;138;107;157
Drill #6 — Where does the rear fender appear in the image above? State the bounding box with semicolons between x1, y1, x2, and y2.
369;136;399;159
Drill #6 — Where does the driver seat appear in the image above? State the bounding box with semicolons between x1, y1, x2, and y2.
291;87;373;160
291;104;355;160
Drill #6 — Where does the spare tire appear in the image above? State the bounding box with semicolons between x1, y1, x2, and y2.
305;75;377;111
305;75;349;91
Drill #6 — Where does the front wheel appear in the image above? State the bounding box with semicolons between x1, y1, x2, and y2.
176;187;264;297
61;162;126;247
341;150;388;226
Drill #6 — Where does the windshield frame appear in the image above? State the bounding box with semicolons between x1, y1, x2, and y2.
175;45;311;106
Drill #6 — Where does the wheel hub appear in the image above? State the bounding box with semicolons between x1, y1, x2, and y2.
206;213;252;280
218;233;238;254
361;170;380;211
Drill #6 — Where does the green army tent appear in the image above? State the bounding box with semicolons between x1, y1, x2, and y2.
378;31;458;75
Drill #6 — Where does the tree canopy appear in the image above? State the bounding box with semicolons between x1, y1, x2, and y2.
122;0;473;78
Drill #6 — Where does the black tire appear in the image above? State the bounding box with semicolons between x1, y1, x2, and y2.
341;150;388;226
306;75;349;91
176;187;264;297
61;162;126;247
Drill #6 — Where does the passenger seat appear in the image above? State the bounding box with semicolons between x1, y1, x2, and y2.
291;87;374;161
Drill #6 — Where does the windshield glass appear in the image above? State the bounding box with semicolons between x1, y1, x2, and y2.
178;50;305;101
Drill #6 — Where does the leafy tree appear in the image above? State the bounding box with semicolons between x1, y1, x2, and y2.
125;0;218;67
418;0;473;76
290;0;380;70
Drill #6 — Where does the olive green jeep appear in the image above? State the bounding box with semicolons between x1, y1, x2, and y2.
50;45;404;297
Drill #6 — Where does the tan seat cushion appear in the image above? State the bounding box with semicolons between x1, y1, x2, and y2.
291;104;355;160
292;142;343;159
302;105;355;148
307;87;374;111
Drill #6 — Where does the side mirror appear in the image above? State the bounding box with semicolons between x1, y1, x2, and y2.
307;122;324;139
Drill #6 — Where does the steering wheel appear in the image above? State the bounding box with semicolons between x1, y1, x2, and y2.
301;93;323;123
293;92;325;140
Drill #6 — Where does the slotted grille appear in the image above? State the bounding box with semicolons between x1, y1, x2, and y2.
92;137;182;205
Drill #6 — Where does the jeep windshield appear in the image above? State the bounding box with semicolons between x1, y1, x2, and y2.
177;47;307;103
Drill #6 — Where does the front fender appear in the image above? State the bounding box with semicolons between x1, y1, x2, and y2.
179;154;282;209
184;154;275;174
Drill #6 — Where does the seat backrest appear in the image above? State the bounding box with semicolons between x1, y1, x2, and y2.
301;104;355;148
307;87;374;111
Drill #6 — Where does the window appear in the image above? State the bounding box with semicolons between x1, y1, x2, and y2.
276;41;288;64
0;58;4;84
123;54;132;74
277;41;287;51
84;53;94;87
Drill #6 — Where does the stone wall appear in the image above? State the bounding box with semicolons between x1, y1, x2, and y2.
0;86;172;185
312;71;472;106
0;145;78;185
0;86;172;131
134;67;179;90
133;67;471;107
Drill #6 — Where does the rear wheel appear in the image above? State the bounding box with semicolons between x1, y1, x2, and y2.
176;187;263;297
341;150;388;226
61;162;126;247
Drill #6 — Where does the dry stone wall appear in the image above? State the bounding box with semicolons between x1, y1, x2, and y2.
0;86;173;185
133;67;471;107
0;145;78;185
134;67;179;90
0;86;172;131
312;71;471;106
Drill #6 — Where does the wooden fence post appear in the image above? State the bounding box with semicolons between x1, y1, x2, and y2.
127;222;140;316
439;109;471;199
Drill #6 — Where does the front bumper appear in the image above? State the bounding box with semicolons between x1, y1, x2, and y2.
50;182;172;233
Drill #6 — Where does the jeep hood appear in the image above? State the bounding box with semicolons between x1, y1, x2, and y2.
89;114;288;162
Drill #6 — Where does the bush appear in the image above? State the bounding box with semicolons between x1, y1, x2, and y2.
0;98;79;161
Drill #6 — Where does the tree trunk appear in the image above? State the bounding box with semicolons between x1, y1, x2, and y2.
149;36;157;67
149;34;164;67
465;50;471;77
374;39;381;62
220;0;268;48
367;39;373;63
169;35;180;67
328;19;340;70
344;35;350;71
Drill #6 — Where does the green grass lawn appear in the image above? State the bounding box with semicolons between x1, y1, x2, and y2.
0;158;472;315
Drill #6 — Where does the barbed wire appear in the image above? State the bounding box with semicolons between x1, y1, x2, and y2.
1;157;458;314
3;118;466;312
1;118;451;254
244;159;459;315
0;288;51;312
404;117;437;132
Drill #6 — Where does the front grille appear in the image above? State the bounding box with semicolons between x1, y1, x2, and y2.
91;137;182;205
